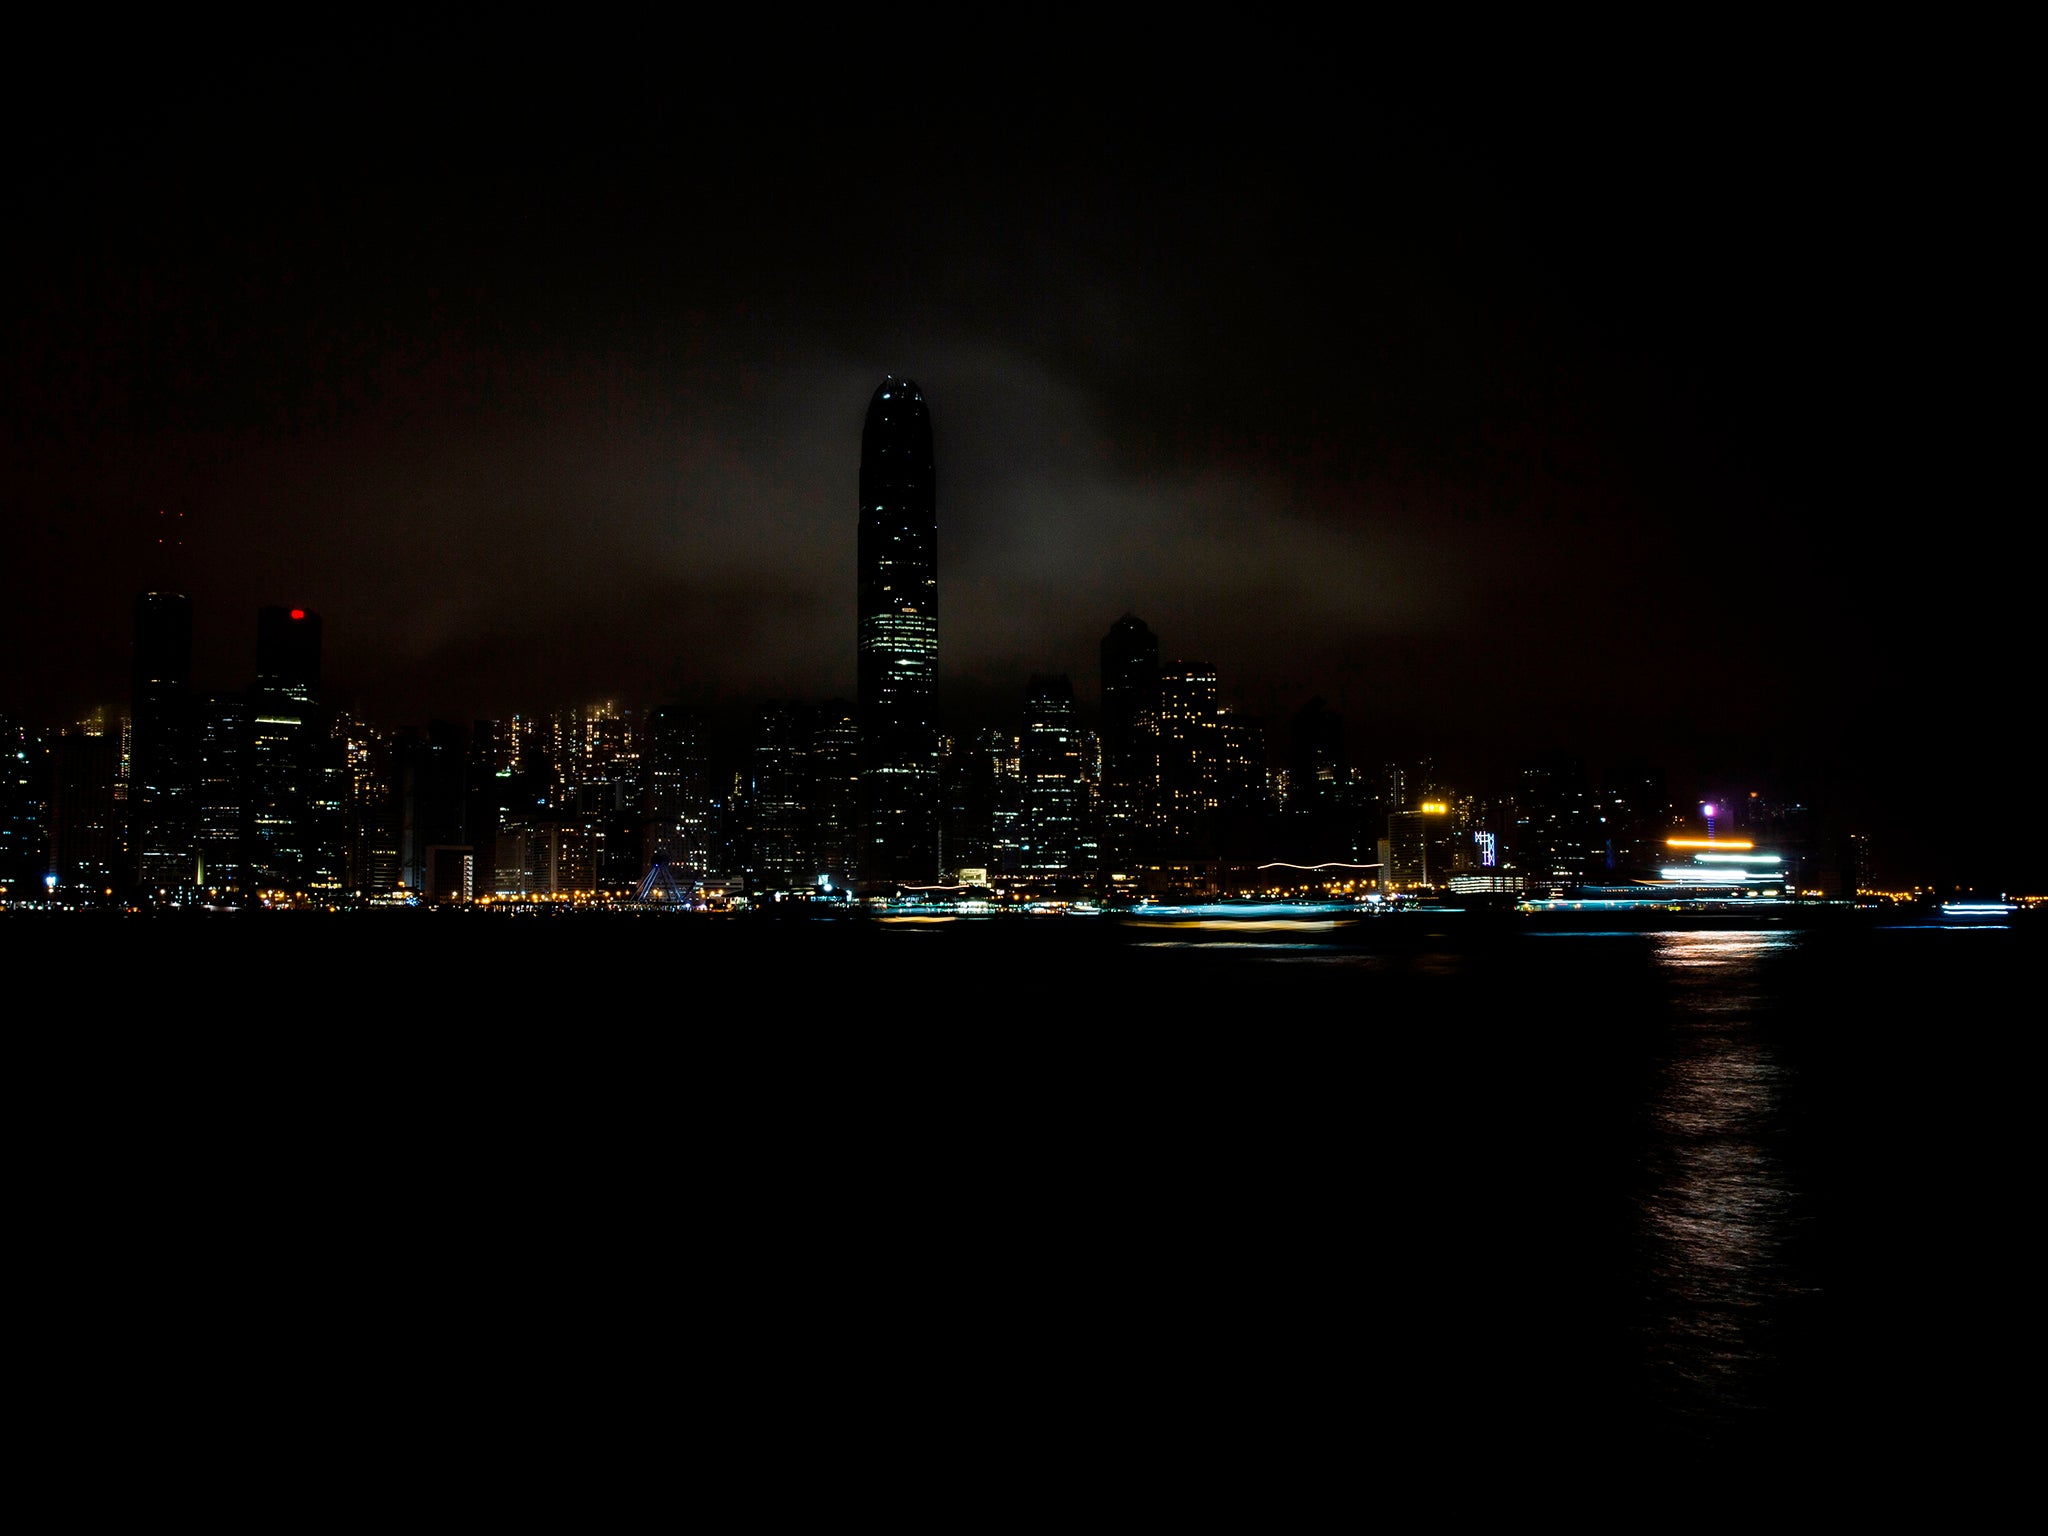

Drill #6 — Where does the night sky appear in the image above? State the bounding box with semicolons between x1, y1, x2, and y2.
2;65;2030;885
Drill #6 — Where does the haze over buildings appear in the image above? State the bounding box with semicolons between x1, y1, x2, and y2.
0;74;2031;888
0;376;1934;908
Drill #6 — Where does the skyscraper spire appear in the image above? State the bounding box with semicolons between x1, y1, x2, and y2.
856;377;939;886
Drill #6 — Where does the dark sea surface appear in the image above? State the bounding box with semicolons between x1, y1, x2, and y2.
12;910;2035;1505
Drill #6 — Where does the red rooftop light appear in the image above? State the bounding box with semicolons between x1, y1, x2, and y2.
290;609;306;620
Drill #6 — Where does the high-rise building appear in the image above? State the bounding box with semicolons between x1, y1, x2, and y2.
1514;757;1593;891
51;721;122;896
496;819;583;898
807;701;860;889
741;703;807;891
193;692;246;897
130;591;195;891
856;377;938;885
643;706;715;882
1596;759;1669;875
569;703;640;892
1385;801;1452;891
1099;613;1159;860
0;713;41;899
940;731;996;880
343;716;400;897
256;605;320;701
246;607;329;892
1018;675;1086;886
1278;696;1351;862
986;729;1023;876
1289;698;1343;816
399;723;467;894
1152;663;1222;851
1214;707;1268;856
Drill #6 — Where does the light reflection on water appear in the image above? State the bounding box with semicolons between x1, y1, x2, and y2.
1640;930;1801;1433
1125;918;1340;932
1130;940;1339;952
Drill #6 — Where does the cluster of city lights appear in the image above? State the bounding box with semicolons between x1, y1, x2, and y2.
1652;834;1784;894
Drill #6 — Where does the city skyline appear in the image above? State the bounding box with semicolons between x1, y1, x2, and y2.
0;571;1990;900
1;82;2029;887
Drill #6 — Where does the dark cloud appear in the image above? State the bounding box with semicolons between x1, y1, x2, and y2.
1;72;2033;880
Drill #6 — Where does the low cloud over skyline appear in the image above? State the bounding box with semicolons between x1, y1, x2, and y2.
3;76;2030;880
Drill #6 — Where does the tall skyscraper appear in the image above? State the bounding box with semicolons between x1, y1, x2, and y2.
741;703;807;890
1099;613;1159;862
130;591;195;890
807;701;860;889
191;692;247;896
1153;663;1222;851
247;605;334;892
856;377;938;885
398;722;467;895
1018;674;1086;886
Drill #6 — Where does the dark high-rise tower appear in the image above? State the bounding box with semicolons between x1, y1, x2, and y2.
256;605;321;703
1289;697;1344;816
856;377;938;885
741;703;807;890
193;692;247;896
1019;674;1085;885
808;701;860;889
1099;613;1159;862
248;605;329;891
643;706;715;881
131;591;195;890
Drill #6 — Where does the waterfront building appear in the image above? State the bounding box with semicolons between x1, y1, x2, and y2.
741;703;807;891
1385;801;1452;891
940;732;995;879
807;701;860;889
1018;675;1085;885
1597;758;1670;874
398;723;467;894
1515;757;1595;891
643;706;715;882
987;729;1023;877
494;817;594;898
50;721;122;895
